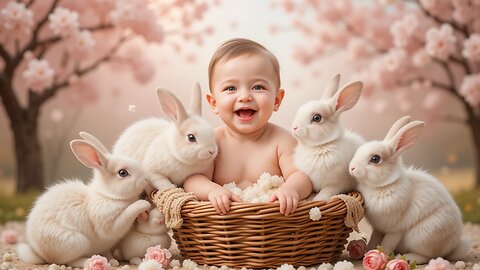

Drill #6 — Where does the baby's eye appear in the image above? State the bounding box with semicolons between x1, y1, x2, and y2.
252;85;265;90
224;86;236;92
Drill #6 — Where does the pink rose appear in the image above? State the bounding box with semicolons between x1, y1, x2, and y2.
362;250;389;270
145;245;172;268
83;255;111;270
347;239;367;259
425;257;454;270
1;230;17;244
386;259;410;270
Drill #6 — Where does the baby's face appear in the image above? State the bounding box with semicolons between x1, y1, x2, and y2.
208;54;284;135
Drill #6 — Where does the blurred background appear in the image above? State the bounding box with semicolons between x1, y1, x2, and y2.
0;0;479;223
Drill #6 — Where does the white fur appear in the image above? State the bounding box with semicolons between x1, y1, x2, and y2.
292;74;364;201
17;134;151;267
349;117;469;264
114;207;171;264
112;83;217;191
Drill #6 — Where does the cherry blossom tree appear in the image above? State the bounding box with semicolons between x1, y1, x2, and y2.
0;0;214;193
278;0;480;187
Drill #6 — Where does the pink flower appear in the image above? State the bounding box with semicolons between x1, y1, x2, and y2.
83;255;112;270
390;14;420;49
0;229;17;244
386;259;410;270
462;34;480;62
425;24;457;61
347;38;371;61
412;49;432;67
453;6;474;25
48;7;79;37
362;250;389;270
0;2;34;37
425;257;454;270
459;74;480;107
347;239;367;259
22;58;55;92
144;245;172;268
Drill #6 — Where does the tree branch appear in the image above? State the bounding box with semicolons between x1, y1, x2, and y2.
0;44;11;65
450;55;473;75
12;0;60;68
32;34;133;107
416;0;468;37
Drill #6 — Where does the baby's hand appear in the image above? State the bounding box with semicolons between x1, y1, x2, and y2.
208;186;242;214
269;186;300;216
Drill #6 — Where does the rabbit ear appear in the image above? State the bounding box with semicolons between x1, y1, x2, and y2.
157;88;188;124
388;121;425;156
78;132;110;156
189;82;202;115
384;115;412;141
321;73;341;99
331;81;363;114
70;140;108;169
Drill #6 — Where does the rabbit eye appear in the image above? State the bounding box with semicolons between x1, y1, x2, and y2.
118;169;129;178
187;134;197;142
311;114;322;123
369;155;381;164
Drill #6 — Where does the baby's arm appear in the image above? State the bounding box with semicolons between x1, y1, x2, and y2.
269;132;312;215
183;165;241;214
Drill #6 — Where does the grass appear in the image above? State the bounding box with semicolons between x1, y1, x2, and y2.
0;190;39;224
454;188;480;224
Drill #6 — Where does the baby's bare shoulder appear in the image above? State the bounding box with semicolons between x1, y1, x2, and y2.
268;124;295;142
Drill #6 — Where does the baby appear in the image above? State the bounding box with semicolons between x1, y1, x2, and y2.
183;38;312;215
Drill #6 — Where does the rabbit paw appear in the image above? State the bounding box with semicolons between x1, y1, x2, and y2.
129;257;142;265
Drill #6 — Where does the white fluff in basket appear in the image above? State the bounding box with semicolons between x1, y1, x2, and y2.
223;172;284;203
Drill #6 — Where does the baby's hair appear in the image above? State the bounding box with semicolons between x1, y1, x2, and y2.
208;38;281;91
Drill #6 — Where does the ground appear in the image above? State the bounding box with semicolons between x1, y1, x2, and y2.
1;220;479;270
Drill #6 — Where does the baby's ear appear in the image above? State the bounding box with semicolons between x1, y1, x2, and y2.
206;92;219;115
274;89;285;111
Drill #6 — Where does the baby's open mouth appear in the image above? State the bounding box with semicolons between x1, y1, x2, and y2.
235;109;257;120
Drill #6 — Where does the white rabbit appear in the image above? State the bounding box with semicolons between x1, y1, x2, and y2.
17;133;151;267
349;116;470;264
113;206;171;265
112;83;217;193
292;74;365;201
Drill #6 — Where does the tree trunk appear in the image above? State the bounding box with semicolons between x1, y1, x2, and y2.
467;109;480;188
11;108;45;193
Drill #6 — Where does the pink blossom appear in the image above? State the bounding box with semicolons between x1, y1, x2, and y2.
0;2;34;38
425;24;457;61
84;255;112;270
459;74;480;107
70;30;96;59
425;257;454;270
144;245;172;268
48;7;79;37
383;48;408;73
390;14;420;49
0;229;17;244
362;250;388;270
347;239;367;259
22;59;55;93
413;49;432;67
462;34;480;62
386;259;410;270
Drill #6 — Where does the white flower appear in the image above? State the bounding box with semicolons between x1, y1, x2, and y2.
455;261;466;269
472;263;480;270
459;74;480;106
462;34;480;62
425;24;457;61
2;252;14;262
48;7;79;37
297;267;307;270
183;259;198;270
170;260;181;267
333;260;354;270
47;264;60;270
1;2;34;36
22;58;55;92
277;264;295;270
139;260;163;270
309;207;322;221
317;263;333;270
71;30;95;54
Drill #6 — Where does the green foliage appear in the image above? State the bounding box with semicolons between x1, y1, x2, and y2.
454;188;480;224
0;191;39;224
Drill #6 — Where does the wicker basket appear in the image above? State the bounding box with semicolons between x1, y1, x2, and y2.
172;192;364;269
